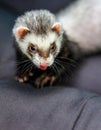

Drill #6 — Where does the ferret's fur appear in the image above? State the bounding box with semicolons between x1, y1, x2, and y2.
13;0;101;87
57;0;101;53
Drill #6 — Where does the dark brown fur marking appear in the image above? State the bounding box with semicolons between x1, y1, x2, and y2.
38;49;50;58
51;42;57;56
27;43;33;57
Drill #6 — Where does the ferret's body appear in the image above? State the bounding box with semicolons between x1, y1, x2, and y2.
13;0;101;87
57;0;101;53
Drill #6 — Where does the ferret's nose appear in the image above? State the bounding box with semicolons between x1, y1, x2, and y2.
40;62;49;70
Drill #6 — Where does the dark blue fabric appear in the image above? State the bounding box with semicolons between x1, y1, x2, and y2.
0;0;76;13
0;80;100;130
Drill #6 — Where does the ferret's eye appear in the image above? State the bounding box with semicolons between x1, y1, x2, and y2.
50;42;56;52
29;44;37;53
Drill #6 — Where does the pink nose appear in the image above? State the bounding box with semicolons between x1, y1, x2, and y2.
40;63;48;70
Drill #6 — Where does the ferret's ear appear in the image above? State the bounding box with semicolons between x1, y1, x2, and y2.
51;23;61;33
15;26;30;39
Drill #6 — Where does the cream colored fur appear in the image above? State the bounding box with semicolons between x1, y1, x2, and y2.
13;29;62;68
57;0;101;52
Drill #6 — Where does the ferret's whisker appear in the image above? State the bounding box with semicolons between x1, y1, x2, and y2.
55;60;68;76
53;63;61;76
23;64;33;74
56;58;76;68
55;59;75;78
51;64;58;74
55;60;65;70
57;57;77;63
16;60;31;65
21;64;32;74
24;62;33;72
17;61;32;74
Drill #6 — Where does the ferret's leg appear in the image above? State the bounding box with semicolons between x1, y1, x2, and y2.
14;45;33;83
15;71;33;83
35;72;56;88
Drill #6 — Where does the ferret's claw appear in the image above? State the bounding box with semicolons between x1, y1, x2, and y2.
29;72;33;76
15;75;28;83
35;73;56;88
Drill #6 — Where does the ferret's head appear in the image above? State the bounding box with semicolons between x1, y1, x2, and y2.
13;10;63;70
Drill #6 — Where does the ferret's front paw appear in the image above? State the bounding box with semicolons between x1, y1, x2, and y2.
35;73;56;88
15;72;33;83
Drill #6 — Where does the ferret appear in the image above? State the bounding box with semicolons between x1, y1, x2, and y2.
13;10;80;88
12;0;101;88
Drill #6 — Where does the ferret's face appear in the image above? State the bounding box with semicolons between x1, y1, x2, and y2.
14;23;62;70
22;32;62;70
